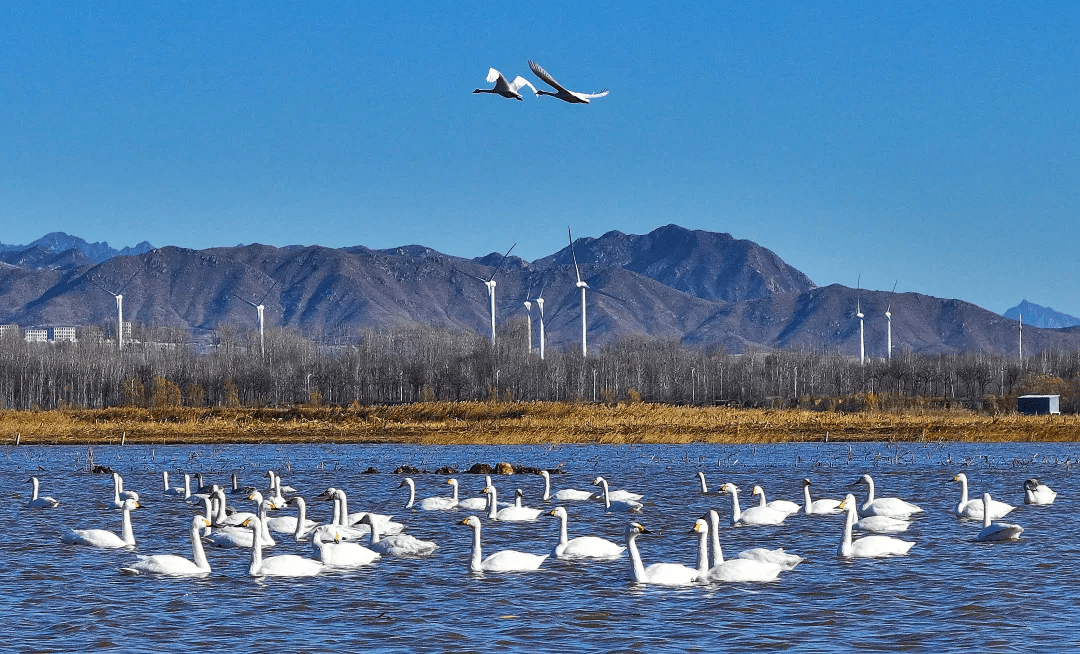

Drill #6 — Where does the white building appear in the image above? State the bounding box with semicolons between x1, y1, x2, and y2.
24;328;48;343
51;326;77;342
0;324;19;340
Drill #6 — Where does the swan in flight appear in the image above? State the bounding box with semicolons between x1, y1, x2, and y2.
484;485;542;521
547;507;625;560
951;473;1014;519
528;60;609;104
838;494;910;533
361;514;438;556
460;516;548;572
976;493;1024;542
472;68;538;101
63;498;139;548
539;470;594;501
801;478;843;515
245;516;323;577
837;496;914;558
624;522;698;586
28;477;59;508
1024;478;1057;505
592;477;643;512
121;516;213;576
751;485;801;515
706;510;803;570
719;483;788;526
853;474;922;518
693;518;781;583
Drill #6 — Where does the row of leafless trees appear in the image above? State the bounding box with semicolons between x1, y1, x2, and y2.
1;319;1077;412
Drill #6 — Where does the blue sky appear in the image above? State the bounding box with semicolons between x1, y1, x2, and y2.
2;3;1077;316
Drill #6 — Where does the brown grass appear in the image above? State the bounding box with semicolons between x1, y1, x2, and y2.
2;401;1079;445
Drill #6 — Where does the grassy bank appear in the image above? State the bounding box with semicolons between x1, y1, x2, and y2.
1;402;1078;445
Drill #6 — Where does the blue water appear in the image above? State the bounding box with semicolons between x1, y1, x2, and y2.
3;441;1078;653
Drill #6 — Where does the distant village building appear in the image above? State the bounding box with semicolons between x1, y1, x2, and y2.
1017;394;1060;415
122;321;133;342
50;326;77;343
81;325;104;343
0;324;19;340
24;328;48;343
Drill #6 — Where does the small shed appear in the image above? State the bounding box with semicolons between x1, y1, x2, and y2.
1017;394;1061;415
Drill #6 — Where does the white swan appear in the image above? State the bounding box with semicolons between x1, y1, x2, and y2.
528;60;609;104
265;470;297;494
485;486;542;521
28;477;59;508
206;496;276;548
751;485;801;515
361;514;438;556
854;474;922;518
693;518;781;583
837;496;914;558
951;473;1014;519
706;510;803;570
719;483;787;526
115;472;139;501
1024;478;1057;505
460;516;547;572
624;522;698;586
211;487;256;527
839;494;910;534
472;68;538;101
245;516;322;577
63;498;139;548
457;478;491;511
326;487;404;534
418;478;459;511
311;529;380;566
590;476;643;502
547;507;625;560
697;472;716;494
976;493;1024;542
266;496;318;535
801;478;843;515
288;497;321;540
592;477;643;513
121;516;212;576
539;470;594;501
162;471;188;497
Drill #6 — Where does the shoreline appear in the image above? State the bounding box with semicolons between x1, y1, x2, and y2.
2;402;1077;445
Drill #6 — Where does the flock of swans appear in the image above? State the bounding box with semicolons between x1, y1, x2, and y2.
473;60;608;103
25;465;1056;586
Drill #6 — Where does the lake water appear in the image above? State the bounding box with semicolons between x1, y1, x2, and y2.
3;440;1078;653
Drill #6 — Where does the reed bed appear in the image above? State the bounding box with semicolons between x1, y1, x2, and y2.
2;401;1079;446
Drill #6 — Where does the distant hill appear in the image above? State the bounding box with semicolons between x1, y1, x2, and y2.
0;232;153;265
1004;300;1080;329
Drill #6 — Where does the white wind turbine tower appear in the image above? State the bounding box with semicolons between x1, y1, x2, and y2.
90;268;142;350
456;244;516;343
228;278;278;358
1019;313;1023;359
522;276;550;359
856;275;865;365
568;227;590;357
885;280;897;360
523;299;533;354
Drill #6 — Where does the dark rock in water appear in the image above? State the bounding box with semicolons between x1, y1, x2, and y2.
434;465;458;475
495;462;514;475
468;463;494;475
394;465;424;474
513;465;546;475
91;464;116;475
361;467;379;474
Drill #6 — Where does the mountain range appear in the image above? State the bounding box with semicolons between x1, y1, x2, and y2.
0;225;1074;356
1004;300;1080;329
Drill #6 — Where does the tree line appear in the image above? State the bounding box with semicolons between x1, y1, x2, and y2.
0;318;1077;412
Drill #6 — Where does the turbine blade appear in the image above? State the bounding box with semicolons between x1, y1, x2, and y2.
568;227;582;283
451;266;487;283
257;276;280;304
228;291;259;308
486;243;517;282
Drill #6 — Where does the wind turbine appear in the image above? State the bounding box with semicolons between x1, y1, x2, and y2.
455;244;516;343
1019;313;1023;359
568;227;590;357
90;268;142;350
520;276;550;359
228;277;279;358
885;280;897;360
856;275;865;366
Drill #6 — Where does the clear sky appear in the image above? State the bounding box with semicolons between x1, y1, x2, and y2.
2;3;1077;316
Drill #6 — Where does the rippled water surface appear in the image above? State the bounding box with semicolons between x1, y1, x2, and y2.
4;440;1079;652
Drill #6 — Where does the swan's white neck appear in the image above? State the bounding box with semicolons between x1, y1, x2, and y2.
293;499;308;540
449;480;459;503
369;519;382;544
626;532;646;582
487;487;499;519
120;505;135;546
696;527;710;579
957;476;969;508
541;472;551;501
31;477;40;500
982;494;992;528
726;487;742;523
697;472;708;493
404;482;415;509
183;474;191;498
755;488;768;508
113;475;123;504
708;511;724;566
332;494;342;525
515;493;522;508
556;512;569;546
213;489;227;524
249;518;264;574
803;485;813;512
257;502;274;545
840;504;855;556
863;477;876;503
190;520;210;571
162;471;170;491
469;522;483;572
598;479;611;508
337;491;349;526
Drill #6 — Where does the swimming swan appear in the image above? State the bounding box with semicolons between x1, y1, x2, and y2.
801;478;843;515
547;507;625;560
590;477;643;502
625;522;698;586
837;496;914;558
460;516;547;572
265;496;318;535
28;477;59;508
361;514;438;556
245;516;323;577
976;493;1024;542
751;485;801;515
951;473;1014;519
839;494;910;533
121;516;213;576
63;498;139;548
592;477;643;513
539;470;594;501
706;510;803;570
288;497;321;540
1024;478;1057;505
693;518;781;582
853;474;922;518
720;483;788;526
311;529;381;566
484;486;542;521
206;496;275;548
417;478;459;511
162;471;188;497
